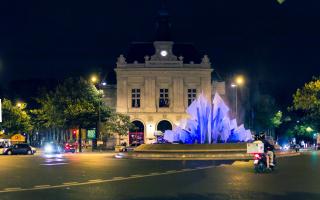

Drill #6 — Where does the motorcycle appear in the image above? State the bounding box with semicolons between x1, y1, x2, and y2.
253;152;276;173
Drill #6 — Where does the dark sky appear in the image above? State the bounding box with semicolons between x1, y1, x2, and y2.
0;0;320;106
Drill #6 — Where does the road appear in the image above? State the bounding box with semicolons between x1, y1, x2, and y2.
0;151;319;200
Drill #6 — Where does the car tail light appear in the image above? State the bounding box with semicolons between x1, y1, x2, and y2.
254;154;261;159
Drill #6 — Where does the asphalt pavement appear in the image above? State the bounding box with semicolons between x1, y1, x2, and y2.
0;151;319;200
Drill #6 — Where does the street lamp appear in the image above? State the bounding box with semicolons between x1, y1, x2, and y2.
90;75;105;151
16;102;24;109
235;75;244;86
230;84;238;119
231;75;245;121
91;75;98;84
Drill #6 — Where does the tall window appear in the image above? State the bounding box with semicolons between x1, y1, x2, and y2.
131;89;140;108
187;89;197;106
159;88;169;107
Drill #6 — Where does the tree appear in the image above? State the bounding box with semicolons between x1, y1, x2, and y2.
0;99;32;134
253;94;281;132
284;123;315;141
101;112;135;145
292;77;320;131
271;111;283;128
31;92;63;130
31;77;112;151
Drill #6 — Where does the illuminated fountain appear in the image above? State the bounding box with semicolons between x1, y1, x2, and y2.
164;93;252;144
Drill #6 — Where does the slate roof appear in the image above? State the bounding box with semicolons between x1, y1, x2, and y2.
124;42;203;64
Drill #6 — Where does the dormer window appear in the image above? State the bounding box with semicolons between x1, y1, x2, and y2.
160;50;168;57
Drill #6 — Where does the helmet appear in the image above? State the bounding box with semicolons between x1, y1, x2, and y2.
259;132;266;140
254;134;260;141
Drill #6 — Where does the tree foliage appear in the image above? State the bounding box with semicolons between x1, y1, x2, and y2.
292;77;320;130
101;112;135;139
253;94;282;131
285;124;315;139
271;111;283;128
31;77;112;130
0;99;32;134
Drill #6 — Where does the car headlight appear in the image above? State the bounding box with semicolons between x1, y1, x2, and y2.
44;144;53;153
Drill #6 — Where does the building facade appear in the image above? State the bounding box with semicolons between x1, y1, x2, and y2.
103;7;225;145
114;41;215;144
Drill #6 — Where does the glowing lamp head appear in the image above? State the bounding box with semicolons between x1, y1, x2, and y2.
44;144;53;153
306;127;313;132
91;76;98;83
235;76;244;85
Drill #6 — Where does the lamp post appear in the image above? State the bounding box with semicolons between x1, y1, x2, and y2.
231;83;238;119
90;75;106;151
231;75;245;121
90;75;99;151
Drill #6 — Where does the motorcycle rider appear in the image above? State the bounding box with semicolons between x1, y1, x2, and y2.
259;132;275;169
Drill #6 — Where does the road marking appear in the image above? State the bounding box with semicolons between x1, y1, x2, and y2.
149;172;161;175
63;182;79;185
130;174;143;177
40;163;68;166
0;165;216;193
4;188;22;191
112;176;125;180
88;179;103;182
34;185;51;188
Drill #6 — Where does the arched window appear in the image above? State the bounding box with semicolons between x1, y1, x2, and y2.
157;120;172;133
129;120;145;144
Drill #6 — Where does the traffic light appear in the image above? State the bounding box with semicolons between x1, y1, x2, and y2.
72;130;77;138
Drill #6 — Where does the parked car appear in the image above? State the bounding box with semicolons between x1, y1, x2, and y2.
125;143;142;152
3;143;35;155
64;143;76;153
0;145;4;155
115;145;127;152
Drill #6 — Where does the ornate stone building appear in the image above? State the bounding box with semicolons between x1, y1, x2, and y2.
105;7;225;145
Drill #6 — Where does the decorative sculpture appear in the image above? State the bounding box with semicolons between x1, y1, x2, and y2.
164;93;252;144
117;54;127;65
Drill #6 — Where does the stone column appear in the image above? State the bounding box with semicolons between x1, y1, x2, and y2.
144;78;156;112
116;78;128;113
173;77;184;112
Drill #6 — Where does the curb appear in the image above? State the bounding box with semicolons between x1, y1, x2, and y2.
120;151;301;161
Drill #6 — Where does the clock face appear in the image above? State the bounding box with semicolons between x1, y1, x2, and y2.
160;50;168;57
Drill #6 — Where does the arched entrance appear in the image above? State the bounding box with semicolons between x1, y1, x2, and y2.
129;120;145;144
157;120;172;133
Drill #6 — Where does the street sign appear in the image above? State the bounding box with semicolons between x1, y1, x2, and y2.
87;129;96;140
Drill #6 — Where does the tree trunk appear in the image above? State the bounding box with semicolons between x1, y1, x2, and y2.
78;127;82;153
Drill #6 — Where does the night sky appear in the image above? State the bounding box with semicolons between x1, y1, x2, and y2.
0;0;320;107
